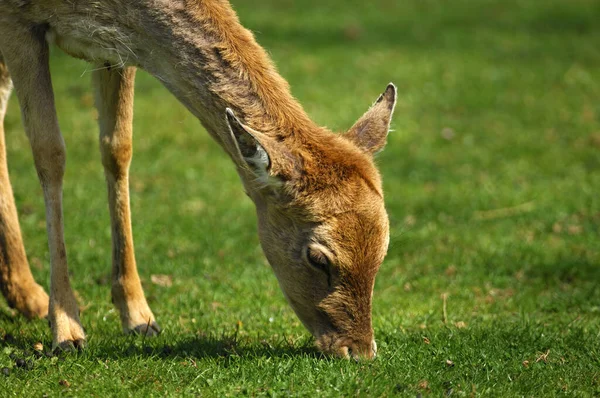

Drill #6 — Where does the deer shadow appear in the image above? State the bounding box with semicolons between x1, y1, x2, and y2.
0;325;322;362
92;332;323;361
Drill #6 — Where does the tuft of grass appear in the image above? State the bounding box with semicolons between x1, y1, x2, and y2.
1;0;600;395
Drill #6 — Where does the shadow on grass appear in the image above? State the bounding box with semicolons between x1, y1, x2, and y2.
1;327;320;358
91;332;323;361
0;309;19;325
1;328;322;363
525;257;600;286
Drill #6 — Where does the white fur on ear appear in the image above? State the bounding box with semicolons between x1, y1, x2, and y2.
382;82;397;136
245;144;269;170
243;142;271;188
225;108;271;186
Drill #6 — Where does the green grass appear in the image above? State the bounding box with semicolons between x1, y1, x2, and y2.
2;0;600;395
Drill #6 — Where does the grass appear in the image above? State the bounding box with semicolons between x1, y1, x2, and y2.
1;0;600;395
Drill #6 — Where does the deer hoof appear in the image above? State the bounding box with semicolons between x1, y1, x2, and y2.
53;338;85;354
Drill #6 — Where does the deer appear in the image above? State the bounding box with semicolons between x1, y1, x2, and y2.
0;0;396;360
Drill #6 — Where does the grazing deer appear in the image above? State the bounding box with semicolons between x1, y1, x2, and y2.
0;0;396;359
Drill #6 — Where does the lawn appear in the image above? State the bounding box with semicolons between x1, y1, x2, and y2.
1;0;600;396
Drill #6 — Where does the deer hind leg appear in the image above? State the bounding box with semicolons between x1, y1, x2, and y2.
93;67;160;336
0;26;84;351
0;52;49;319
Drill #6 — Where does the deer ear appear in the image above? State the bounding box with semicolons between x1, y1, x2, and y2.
225;108;270;177
344;83;397;154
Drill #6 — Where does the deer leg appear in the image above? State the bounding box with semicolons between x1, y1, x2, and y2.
93;67;160;336
0;53;49;319
0;26;84;351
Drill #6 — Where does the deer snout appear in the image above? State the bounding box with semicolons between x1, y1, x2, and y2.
338;339;377;361
315;329;378;360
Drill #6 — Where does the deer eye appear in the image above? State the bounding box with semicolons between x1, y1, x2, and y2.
306;246;330;271
304;244;334;287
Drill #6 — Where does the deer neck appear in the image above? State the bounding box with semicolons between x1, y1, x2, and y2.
136;1;318;147
42;0;317;195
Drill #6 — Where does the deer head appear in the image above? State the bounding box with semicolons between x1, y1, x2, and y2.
224;83;396;359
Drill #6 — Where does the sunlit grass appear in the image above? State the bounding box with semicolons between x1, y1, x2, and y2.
1;0;599;395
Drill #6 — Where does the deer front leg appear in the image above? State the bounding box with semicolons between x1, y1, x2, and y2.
93;67;160;336
0;53;49;319
0;26;84;351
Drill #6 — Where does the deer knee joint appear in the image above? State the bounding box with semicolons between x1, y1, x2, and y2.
100;137;132;175
31;138;66;184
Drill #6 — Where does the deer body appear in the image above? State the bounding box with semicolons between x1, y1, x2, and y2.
0;0;396;359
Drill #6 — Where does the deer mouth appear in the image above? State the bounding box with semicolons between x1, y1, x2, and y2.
314;332;377;360
279;290;378;359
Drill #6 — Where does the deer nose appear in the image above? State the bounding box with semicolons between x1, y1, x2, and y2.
343;339;377;360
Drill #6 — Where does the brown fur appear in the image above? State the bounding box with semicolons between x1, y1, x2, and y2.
184;0;315;135
0;52;49;319
94;66;160;335
0;0;396;358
